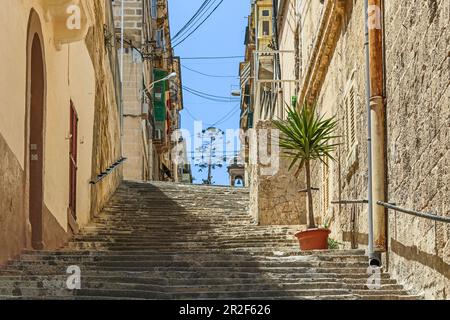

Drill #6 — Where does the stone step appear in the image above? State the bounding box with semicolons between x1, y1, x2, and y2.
16;254;368;264
2;264;381;275
0;181;415;300
0;275;398;286
8;259;370;269
20;249;366;257
0;287;356;299
0;279;406;293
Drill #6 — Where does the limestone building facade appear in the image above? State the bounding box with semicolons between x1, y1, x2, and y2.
241;0;449;299
112;0;185;182
0;0;122;264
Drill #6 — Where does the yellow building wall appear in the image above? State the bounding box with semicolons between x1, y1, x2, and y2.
0;0;109;263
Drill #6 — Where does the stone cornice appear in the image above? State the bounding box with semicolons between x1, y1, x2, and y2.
299;0;346;104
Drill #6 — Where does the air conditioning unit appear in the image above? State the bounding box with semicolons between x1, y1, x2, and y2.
154;129;163;140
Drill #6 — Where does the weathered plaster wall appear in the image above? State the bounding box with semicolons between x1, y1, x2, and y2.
87;0;123;220
249;121;307;226
0;0;122;264
0;134;26;263
122;53;146;181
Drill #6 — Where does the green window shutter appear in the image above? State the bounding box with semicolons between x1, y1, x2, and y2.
153;69;167;121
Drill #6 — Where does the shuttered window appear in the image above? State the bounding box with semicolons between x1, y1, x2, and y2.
322;156;330;213
344;83;357;152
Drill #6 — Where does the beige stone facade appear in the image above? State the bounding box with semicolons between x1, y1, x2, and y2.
241;0;450;299
112;0;185;182
0;0;122;264
241;0;306;226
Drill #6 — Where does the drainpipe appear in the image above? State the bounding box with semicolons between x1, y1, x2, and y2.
367;0;387;259
364;0;376;266
120;0;125;143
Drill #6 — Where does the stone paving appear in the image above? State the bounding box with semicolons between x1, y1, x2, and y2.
0;181;420;300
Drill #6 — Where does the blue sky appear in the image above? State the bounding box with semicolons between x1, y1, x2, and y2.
168;0;249;185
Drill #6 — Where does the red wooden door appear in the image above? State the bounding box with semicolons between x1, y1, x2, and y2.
69;102;78;220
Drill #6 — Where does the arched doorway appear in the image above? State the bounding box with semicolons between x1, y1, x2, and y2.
27;11;46;250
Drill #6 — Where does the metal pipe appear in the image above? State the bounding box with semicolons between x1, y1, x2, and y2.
364;0;377;265
120;0;125;144
369;0;387;254
377;202;450;224
332;200;369;205
120;0;124;81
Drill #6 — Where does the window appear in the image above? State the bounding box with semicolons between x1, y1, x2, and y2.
343;83;357;152
156;29;165;48
262;21;270;36
150;0;157;19
322;157;330;213
262;10;270;17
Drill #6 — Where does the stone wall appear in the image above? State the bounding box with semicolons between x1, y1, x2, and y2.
295;0;449;299
307;0;370;247
88;0;123;219
249;121;307;226
0;134;27;264
384;0;450;299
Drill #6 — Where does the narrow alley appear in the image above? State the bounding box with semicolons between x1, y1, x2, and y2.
0;0;448;304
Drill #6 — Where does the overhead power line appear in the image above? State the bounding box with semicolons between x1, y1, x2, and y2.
183;106;200;121
173;0;225;48
184;85;239;100
182;65;238;78
172;0;217;43
172;0;213;40
180;55;245;60
209;104;241;127
184;88;238;103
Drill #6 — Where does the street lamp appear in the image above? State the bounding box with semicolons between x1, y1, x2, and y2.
231;89;242;97
143;72;177;95
231;90;251;98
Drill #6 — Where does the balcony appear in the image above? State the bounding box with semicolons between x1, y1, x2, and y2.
41;0;94;50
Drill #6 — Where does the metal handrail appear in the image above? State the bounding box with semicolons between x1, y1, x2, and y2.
90;157;127;185
331;199;369;205
377;201;450;224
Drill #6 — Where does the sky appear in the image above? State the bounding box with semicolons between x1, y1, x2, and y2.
168;0;249;186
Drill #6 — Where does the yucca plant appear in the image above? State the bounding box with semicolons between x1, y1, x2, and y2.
273;103;339;229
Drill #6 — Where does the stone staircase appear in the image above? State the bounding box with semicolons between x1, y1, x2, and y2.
0;181;419;300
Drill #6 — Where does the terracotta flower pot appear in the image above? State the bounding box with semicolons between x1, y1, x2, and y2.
295;229;331;251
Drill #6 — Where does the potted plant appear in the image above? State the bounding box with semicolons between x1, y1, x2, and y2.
273;103;339;251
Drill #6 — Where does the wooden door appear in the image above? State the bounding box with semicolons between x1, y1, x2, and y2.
69;102;78;220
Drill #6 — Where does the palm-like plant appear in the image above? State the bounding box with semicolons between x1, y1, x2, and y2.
273;103;339;229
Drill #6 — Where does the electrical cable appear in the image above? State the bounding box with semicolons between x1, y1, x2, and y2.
183;106;200;122
184;85;239;100
184;88;240;103
172;0;218;43
172;0;214;40
182;65;238;78
180;55;245;60
173;0;225;48
209;104;241;127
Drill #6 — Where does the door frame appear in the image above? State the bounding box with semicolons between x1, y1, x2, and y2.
25;10;47;250
68;101;78;221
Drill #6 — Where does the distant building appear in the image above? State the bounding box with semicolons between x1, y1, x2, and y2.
228;157;245;187
112;0;184;182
